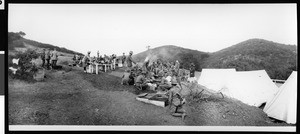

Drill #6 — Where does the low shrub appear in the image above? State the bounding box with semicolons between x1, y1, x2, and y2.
8;50;40;82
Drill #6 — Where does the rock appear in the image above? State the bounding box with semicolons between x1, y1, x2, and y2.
222;115;226;119
33;69;45;81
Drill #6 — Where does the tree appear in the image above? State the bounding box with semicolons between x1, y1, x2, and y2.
8;32;22;43
18;31;26;37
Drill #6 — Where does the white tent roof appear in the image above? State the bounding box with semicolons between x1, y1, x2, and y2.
198;69;279;107
222;70;279;107
263;71;297;124
197;68;236;92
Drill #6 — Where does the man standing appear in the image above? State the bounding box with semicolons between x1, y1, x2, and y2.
188;62;196;83
174;60;180;74
122;53;126;67
41;49;46;68
168;85;187;120
126;51;136;70
45;48;51;69
51;48;59;69
82;51;91;73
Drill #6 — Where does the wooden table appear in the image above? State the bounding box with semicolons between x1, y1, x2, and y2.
95;63;111;74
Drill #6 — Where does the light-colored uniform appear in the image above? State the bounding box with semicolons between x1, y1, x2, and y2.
135;74;146;87
50;50;59;67
121;72;131;85
82;54;91;68
168;86;186;114
126;55;135;68
51;50;58;61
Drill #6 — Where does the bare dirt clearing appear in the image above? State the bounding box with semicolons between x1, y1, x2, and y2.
9;66;292;126
9;67;184;125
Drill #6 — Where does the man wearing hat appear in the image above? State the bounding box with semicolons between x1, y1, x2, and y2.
157;72;172;91
82;51;92;73
50;48;59;69
167;84;187;120
135;71;148;90
41;48;46;68
121;52;126;67
45;48;51;69
126;51;136;70
121;69;132;85
174;60;180;74
188;62;196;83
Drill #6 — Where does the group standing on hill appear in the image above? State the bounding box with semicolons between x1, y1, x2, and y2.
76;51;120;73
40;48;59;70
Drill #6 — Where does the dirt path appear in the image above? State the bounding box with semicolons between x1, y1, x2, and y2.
9;68;185;125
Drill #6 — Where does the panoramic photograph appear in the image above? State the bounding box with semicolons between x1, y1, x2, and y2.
7;4;297;131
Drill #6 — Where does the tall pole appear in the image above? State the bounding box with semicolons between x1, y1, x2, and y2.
146;45;151;55
146;45;150;51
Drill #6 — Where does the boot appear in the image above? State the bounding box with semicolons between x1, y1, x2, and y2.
181;113;186;120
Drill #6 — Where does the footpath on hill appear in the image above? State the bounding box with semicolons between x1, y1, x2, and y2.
9;66;292;126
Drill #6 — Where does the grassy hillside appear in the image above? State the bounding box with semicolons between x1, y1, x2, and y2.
132;39;297;80
132;45;210;71
8;32;83;56
8;31;296;80
203;38;297;80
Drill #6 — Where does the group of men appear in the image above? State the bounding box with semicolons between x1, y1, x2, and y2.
40;48;59;69
72;50;196;119
121;57;196;91
78;51;120;73
120;51;196;120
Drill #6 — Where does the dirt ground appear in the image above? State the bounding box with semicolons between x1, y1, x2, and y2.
8;64;293;126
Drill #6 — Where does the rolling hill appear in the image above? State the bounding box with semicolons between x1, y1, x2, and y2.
8;31;297;80
8;32;83;56
204;38;297;79
132;39;297;80
132;45;210;71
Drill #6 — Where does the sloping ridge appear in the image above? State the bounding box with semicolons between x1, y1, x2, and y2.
203;38;297;80
8;32;83;56
132;45;210;71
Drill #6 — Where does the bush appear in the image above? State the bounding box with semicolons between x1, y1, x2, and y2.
9;50;40;82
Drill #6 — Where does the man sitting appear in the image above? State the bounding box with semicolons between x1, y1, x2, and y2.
134;71;148;90
157;72;172;91
121;69;134;85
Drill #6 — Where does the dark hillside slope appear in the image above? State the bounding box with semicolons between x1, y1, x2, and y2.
132;45;209;71
8;32;83;56
203;38;297;79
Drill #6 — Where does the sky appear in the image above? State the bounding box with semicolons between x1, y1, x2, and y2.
8;4;297;57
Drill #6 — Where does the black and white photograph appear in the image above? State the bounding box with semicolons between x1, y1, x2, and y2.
6;3;297;131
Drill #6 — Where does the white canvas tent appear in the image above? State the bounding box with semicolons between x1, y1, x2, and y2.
263;71;297;124
197;68;236;92
198;69;279;107
222;70;279;107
